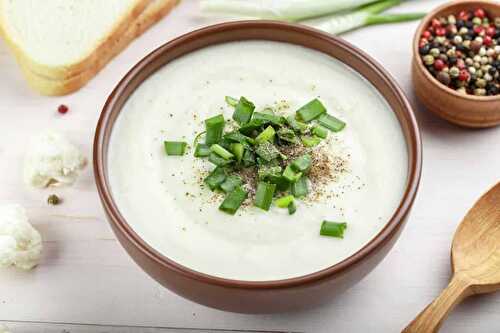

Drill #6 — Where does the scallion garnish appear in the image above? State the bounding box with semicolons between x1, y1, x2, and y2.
194;143;211;157
164;141;188;156
275;195;294;208
320;221;347;238
317;113;346;132
255;125;276;144
254;182;276;211
283;165;302;183
291;154;312;172
204;167;226;191
232;97;255;125
163;96;349;231
220;175;243;193
210;144;234;160
205;114;225;144
219;186;248;215
225;95;239;107
291;175;309;198
208;152;233;166
296;98;326;122
312;125;329;139
301;135;322;147
255;141;280;161
230;143;244;162
288;201;297;215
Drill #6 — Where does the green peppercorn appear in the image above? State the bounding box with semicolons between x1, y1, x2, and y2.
476;69;484;78
457;87;467;94
474;62;482;69
448;15;456;25
449;66;460;78
474;88;486;96
481;56;489;65
472;17;482;25
459;27;469;35
423;55;435;65
476;78;487;88
495;17;500;27
47;194;61;205
465;58;474;66
430;48;440;57
468;67;477;75
484;73;493;81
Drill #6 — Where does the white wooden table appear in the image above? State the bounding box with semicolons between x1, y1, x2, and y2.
1;1;499;332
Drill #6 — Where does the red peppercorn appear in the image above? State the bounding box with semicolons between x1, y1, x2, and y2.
474;8;485;19
435;27;446;36
484;35;493;46
458;70;470;81
458;10;470;20
434;59;445;71
431;18;442;29
422;30;431;39
474;26;484;35
486;26;496;36
57;104;69;114
456;50;463;59
457;59;466;69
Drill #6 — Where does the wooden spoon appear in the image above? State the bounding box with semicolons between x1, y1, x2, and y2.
403;182;500;333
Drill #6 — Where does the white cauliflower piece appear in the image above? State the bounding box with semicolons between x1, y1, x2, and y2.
0;204;42;270
24;130;87;188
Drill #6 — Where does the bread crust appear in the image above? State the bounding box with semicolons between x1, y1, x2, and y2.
17;0;178;96
0;0;151;79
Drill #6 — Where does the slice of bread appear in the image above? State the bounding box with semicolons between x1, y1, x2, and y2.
0;0;150;79
9;0;178;96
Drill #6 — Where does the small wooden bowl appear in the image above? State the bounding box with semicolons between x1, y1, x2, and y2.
412;0;500;128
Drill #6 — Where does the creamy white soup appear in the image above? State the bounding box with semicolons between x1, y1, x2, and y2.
108;41;408;281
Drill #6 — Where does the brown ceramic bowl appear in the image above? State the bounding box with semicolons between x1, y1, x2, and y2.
412;0;500;128
94;21;422;313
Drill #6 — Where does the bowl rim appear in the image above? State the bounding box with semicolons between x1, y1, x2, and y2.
413;0;500;102
94;20;422;289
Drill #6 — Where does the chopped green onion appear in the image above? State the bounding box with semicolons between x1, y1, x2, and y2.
267;175;290;192
275;195;294;208
320;221;347;238
164;141;187;156
210;144;234;160
232;97;255;125
317;113;346;132
258;165;282;180
224;131;255;146
301;135;322;147
225;95;239;107
208;152;233;167
288;201;297;215
193;131;206;147
205;114;225;145
292;175;309;198
286;116;308;133
239;119;267;136
255;141;280;162
277;127;298;143
296;99;326;122
312;125;329;139
283;165;302;183
194;143;211;157
254;182;276;211
255;125;276;144
219;187;248;215
204;167;226;191
252;112;285;126
230;143;244;162
291;154;312;173
242;149;256;167
220;175;243;193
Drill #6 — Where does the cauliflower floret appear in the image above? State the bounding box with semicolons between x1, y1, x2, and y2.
24;130;87;188
0;204;42;270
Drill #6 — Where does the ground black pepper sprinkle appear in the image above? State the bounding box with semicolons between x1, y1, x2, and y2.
419;8;500;96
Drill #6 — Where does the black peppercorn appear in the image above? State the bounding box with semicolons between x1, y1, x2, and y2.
465;21;473;29
489;67;497;75
448;56;458;65
456;19;465;28
419;44;430;55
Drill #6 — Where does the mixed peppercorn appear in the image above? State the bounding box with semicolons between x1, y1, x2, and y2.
419;8;500;96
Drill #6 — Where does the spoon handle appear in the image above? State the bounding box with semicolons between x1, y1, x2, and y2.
402;274;472;333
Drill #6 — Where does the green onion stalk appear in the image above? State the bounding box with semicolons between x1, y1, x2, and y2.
200;0;387;21
305;0;426;35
